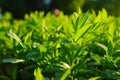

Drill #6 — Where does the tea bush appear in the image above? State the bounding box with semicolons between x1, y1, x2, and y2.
0;9;120;80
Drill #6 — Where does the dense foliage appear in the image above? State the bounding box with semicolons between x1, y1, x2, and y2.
0;9;120;80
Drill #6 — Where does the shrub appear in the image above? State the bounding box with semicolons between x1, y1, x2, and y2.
0;9;120;80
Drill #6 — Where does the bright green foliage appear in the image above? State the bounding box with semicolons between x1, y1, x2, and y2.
0;9;120;80
34;68;44;80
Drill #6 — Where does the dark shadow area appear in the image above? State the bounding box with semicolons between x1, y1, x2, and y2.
0;0;119;19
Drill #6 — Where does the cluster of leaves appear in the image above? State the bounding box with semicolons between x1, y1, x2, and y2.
0;9;120;80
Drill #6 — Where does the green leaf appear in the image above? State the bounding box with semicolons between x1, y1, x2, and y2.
38;44;47;53
88;76;101;80
113;57;120;64
75;13;89;31
108;41;114;57
91;54;101;64
24;31;33;48
34;67;44;80
25;51;37;58
0;31;13;48
74;46;87;58
60;62;70;69
95;42;108;53
75;24;92;42
60;64;76;80
104;69;117;79
101;8;108;20
77;7;82;15
2;58;25;63
57;25;63;31
7;30;24;48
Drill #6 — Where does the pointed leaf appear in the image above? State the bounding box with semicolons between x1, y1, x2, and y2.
34;67;44;80
7;30;24;48
2;58;25;63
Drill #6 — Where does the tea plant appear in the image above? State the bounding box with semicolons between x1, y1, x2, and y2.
0;9;120;80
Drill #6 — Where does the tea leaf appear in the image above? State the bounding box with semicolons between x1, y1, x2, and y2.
75;24;92;42
95;42;108;52
34;67;44;80
88;76;101;80
7;30;24;48
60;64;76;80
2;58;25;63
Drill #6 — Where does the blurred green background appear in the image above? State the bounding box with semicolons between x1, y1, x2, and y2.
0;0;120;19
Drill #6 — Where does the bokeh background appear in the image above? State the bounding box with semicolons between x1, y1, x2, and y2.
0;0;120;19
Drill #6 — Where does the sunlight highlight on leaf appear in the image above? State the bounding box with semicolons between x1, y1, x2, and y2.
34;68;44;80
7;30;24;48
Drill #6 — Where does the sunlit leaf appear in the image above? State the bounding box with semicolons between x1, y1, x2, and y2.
24;30;33;48
75;24;92;42
2;58;25;63
95;42;108;52
88;76;101;80
7;30;24;48
101;8;108;20
61;62;70;69
34;67;44;80
60;64;76;80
